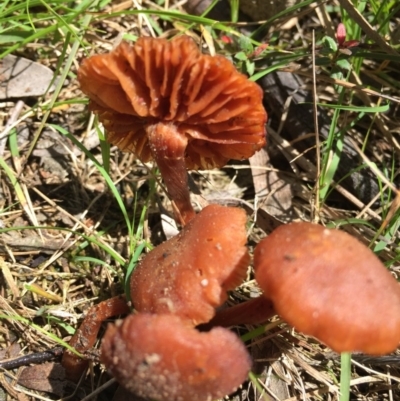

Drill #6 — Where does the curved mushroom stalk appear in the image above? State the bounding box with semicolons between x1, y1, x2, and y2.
61;296;130;382
130;204;250;326
254;222;400;354
101;313;252;401
78;35;267;225
200;295;276;329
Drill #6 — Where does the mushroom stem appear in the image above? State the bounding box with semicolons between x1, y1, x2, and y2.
199;296;276;329
147;122;195;225
61;295;130;382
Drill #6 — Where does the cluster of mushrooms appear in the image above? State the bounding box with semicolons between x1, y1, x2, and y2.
62;35;400;401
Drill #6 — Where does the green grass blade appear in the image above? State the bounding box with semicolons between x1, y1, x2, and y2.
316;103;390;113
0;314;83;356
47;123;133;236
340;352;351;401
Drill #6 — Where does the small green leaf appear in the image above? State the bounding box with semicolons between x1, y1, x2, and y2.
238;35;253;53
234;51;248;61
336;58;352;71
323;35;338;52
246;59;255;76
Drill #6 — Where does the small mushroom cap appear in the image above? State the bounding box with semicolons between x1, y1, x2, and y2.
77;35;267;169
254;222;400;354
131;204;250;325
101;313;251;401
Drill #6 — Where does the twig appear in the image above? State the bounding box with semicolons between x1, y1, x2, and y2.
0;347;63;371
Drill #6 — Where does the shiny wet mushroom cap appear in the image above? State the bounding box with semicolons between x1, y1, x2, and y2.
130;204;250;326
254;222;400;354
101;313;252;401
78;35;267;224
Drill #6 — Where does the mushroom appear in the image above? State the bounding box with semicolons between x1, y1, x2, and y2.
101;313;252;401
78;35;267;224
61;204;249;381
253;222;400;354
130;204;250;326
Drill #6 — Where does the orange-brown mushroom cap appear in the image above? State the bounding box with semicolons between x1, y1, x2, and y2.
78;35;266;169
78;35;266;224
130;204;250;326
101;313;252;401
254;222;400;354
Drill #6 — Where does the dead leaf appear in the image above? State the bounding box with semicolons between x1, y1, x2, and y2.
17;362;66;397
0;342;21;361
249;149;294;221
0;54;58;99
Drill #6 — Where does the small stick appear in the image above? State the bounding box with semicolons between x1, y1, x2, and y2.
0;347;63;370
